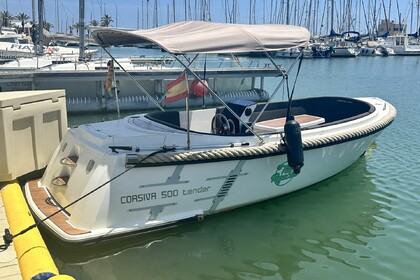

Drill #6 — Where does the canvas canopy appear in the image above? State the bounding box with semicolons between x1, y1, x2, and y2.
91;21;310;54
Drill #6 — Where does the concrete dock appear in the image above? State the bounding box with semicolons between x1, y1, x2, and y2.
0;184;21;280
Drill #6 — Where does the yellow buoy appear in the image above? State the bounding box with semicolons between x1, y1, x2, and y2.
1;182;75;280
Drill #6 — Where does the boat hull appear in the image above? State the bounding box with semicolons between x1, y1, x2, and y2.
25;131;381;243
330;46;359;57
391;45;420;56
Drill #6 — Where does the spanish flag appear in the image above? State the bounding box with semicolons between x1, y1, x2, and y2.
164;72;189;104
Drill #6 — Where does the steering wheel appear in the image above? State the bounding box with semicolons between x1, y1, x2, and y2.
211;113;234;135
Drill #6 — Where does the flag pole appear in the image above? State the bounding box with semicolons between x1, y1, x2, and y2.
112;60;121;118
202;55;207;109
105;60;120;118
185;72;191;150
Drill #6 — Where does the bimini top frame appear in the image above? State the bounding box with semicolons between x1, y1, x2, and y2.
91;21;310;143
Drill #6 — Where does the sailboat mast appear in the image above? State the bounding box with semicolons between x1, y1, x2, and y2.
147;0;149;28
79;0;85;61
396;0;402;33
331;0;335;31
137;7;139;28
374;0;378;34
308;0;313;33
154;0;158;27
55;0;58;33
32;0;36;54
185;0;187;20
173;0;176;23
115;5;118;27
32;0;36;26
367;0;370;34
167;4;170;24
381;0;389;34
249;0;252;24
38;0;44;54
142;0;144;28
411;2;415;34
417;0;420;35
263;0;266;23
326;0;330;34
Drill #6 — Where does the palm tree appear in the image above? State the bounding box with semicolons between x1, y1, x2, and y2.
89;19;99;27
73;23;80;35
100;14;113;27
43;21;53;31
15;12;30;34
0;11;14;27
87;19;99;37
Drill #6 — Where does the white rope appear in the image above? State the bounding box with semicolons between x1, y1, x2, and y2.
136;105;396;165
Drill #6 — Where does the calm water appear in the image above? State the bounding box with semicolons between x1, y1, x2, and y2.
45;54;420;280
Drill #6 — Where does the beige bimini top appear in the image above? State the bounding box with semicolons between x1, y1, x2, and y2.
91;21;310;54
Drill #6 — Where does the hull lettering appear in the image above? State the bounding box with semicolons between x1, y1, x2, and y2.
121;192;157;204
183;186;210;195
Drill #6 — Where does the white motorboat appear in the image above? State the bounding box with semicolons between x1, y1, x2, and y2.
0;41;98;64
0;55;78;70
24;21;396;243
0;56;173;71
359;40;395;56
381;35;420;56
330;45;359;57
359;45;394;56
0;33;34;62
275;43;333;59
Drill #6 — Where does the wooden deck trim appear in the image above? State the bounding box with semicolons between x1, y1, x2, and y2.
254;114;325;132
27;180;90;235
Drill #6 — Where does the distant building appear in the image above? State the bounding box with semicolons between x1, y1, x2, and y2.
378;19;406;36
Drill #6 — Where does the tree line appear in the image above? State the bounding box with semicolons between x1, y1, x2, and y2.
0;11;114;34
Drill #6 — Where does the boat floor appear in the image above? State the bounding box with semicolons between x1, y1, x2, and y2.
27;180;90;236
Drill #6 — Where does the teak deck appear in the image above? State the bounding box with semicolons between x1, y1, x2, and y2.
254;114;325;132
27;180;90;235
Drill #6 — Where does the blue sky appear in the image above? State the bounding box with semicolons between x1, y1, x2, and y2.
4;0;418;34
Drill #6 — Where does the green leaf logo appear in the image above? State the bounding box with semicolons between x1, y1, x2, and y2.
271;161;298;186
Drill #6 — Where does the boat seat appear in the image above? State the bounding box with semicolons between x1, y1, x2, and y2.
145;111;181;127
249;107;306;123
254;114;325;133
179;108;217;133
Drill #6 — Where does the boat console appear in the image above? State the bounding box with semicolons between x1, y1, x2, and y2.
213;100;257;134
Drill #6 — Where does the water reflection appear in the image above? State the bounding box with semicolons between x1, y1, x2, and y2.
43;148;395;280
